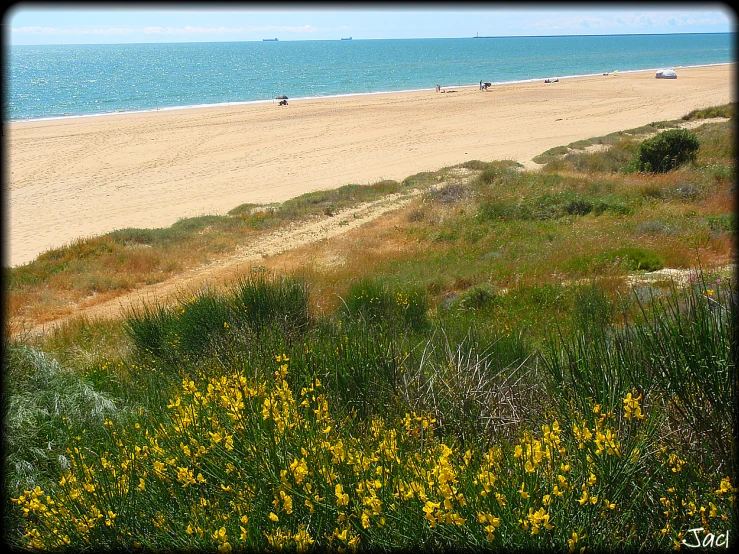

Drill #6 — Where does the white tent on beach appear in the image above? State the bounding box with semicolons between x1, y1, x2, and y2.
655;68;677;79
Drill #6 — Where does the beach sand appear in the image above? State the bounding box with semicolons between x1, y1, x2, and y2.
6;64;735;267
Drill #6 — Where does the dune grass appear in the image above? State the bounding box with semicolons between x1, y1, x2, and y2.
5;173;445;328
3;105;736;551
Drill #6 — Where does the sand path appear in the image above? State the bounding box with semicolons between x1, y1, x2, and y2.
14;190;423;337
7;64;734;268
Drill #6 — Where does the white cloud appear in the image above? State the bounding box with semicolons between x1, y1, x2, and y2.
525;11;731;32
13;23;342;37
13;25;138;35
12;26;58;34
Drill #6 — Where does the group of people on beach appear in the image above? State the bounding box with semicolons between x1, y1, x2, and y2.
433;81;489;93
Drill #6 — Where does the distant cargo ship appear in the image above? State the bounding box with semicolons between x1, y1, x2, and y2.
341;37;352;40
263;38;278;41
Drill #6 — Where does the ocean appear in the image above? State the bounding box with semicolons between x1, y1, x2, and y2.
5;33;734;122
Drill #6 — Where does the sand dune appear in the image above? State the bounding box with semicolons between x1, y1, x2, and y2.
6;64;735;267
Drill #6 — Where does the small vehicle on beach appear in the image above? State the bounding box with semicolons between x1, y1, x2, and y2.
655;68;677;79
276;95;288;106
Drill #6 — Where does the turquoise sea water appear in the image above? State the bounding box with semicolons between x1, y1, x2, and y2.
5;33;734;122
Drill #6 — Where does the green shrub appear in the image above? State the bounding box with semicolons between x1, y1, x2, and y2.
637;129;699;173
175;290;233;356
476;163;521;187
532;145;569;164
611;247;664;272
593;198;631;216
458;283;498;311
229;274;311;336
123;301;177;357
706;213;736;236
520;192;593;220
227;203;261;217
477;197;516;221
460;160;488;170
341;279;429;332
682;103;734;120
401;171;439;188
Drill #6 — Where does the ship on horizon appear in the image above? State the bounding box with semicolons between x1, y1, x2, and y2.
263;38;278;41
341;37;352;40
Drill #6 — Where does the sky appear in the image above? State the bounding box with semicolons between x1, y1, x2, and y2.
4;3;736;45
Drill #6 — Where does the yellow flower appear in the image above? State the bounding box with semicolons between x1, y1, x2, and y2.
578;488;589;505
623;391;645;420
280;490;293;514
269;512;279;522
335;483;349;506
568;531;586;552
519;482;530;499
715;476;736;494
290;458;309;484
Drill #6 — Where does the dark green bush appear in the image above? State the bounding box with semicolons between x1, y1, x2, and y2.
458;284;499;311
123;302;177;357
637;129;699;173
520;192;593;220
229;274;310;336
175;291;233;356
611;247;664;272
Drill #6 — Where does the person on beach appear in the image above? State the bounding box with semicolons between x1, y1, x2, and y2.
436;84;440;92
480;80;483;90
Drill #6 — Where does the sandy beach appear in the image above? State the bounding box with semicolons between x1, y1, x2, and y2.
6;64;735;268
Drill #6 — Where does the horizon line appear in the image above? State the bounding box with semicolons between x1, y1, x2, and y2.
9;30;734;47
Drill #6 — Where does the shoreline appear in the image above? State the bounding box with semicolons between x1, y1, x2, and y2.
7;63;735;268
6;62;732;125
